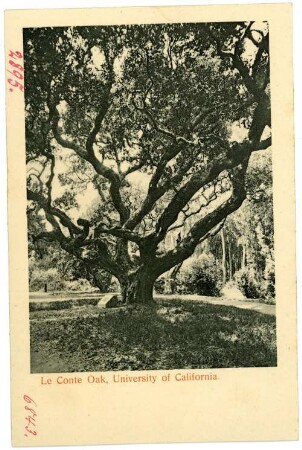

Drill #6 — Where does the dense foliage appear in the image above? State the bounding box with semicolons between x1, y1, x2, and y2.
25;21;272;303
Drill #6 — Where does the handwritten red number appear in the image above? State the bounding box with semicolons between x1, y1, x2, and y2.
7;50;24;94
7;69;23;80
8;79;24;92
25;405;37;416
9;60;24;71
23;395;37;438
23;395;37;406
25;426;37;436
9;50;22;59
25;415;36;427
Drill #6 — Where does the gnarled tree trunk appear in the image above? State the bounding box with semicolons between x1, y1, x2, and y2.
120;270;156;305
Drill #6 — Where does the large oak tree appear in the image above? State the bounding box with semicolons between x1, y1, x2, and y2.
24;21;271;304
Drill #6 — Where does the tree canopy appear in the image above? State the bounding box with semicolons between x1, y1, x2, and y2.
24;21;271;304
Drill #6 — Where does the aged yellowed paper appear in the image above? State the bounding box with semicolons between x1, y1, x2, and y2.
5;3;297;446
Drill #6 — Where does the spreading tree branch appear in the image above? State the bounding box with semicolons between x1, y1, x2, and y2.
155;165;247;274
27;189;81;237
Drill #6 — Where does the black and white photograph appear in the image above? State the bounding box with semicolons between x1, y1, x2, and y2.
24;20;276;374
4;1;301;447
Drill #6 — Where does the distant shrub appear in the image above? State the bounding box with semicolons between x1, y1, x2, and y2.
177;254;222;296
233;264;275;303
260;265;275;303
90;270;112;293
109;277;120;293
154;277;166;294
29;268;65;292
65;278;96;292
233;268;261;299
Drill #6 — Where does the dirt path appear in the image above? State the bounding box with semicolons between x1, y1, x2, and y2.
29;292;105;302
29;292;275;316
155;294;275;316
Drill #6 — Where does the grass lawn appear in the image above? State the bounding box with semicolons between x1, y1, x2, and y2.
30;299;277;373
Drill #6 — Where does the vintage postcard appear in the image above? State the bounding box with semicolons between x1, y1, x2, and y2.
5;3;298;446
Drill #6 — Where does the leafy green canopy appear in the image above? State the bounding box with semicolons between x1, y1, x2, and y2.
24;21;271;291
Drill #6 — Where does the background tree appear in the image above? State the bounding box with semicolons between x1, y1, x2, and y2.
24;21;272;304
28;211;112;293
167;149;274;300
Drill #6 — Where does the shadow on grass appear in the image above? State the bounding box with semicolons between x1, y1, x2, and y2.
30;298;277;373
